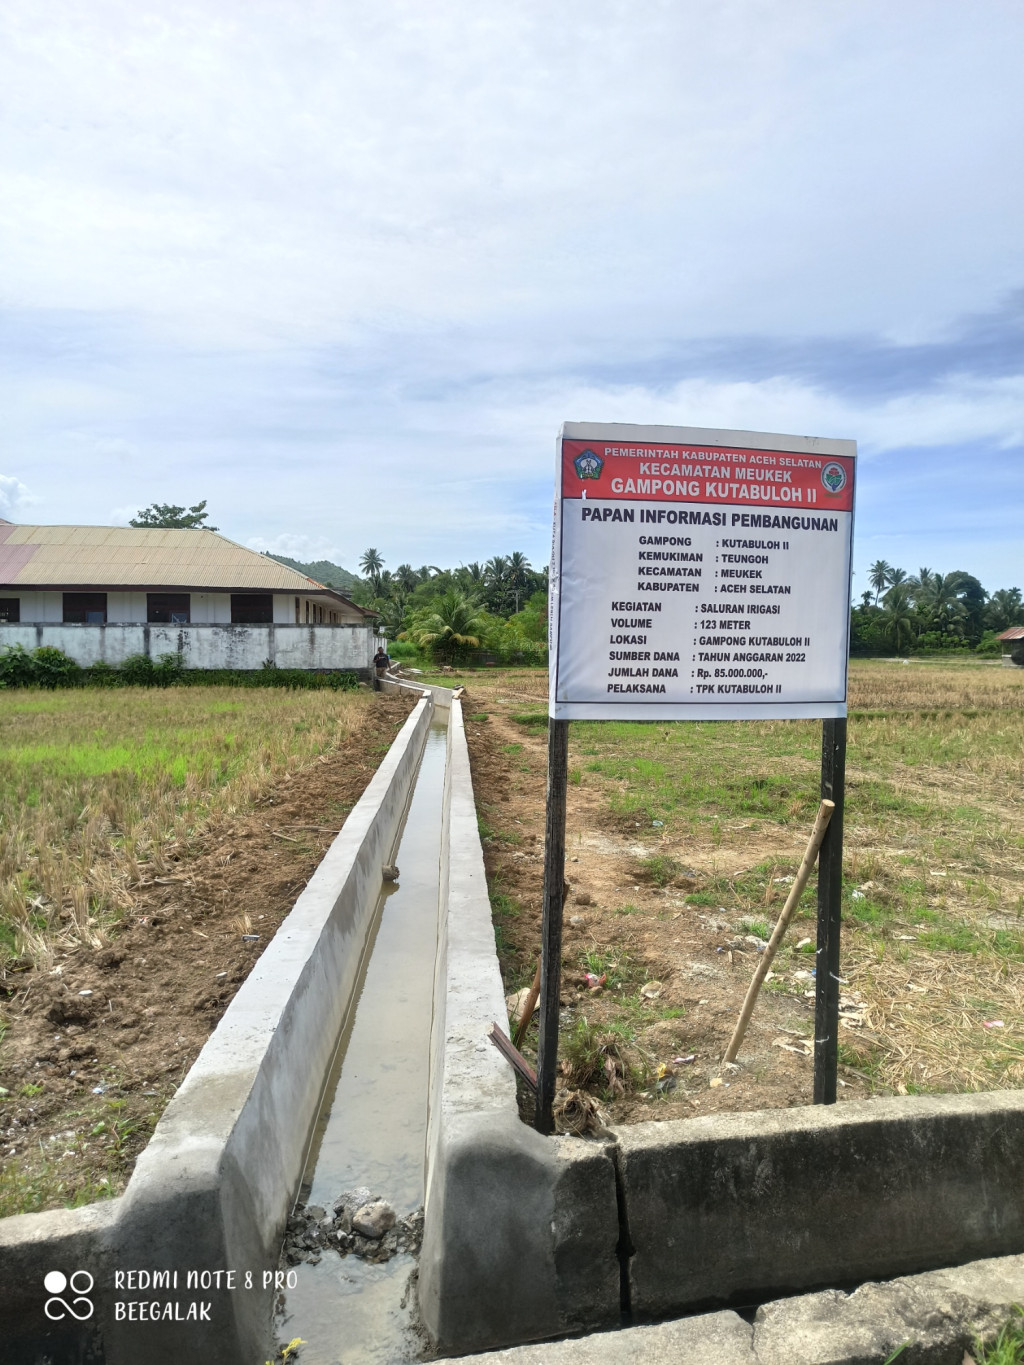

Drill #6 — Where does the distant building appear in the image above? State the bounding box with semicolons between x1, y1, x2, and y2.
0;521;377;674
996;626;1024;668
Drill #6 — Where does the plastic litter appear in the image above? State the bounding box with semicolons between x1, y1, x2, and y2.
583;972;607;991
983;1020;1005;1029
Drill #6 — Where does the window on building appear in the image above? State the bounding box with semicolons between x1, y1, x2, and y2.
147;593;191;624
230;593;273;624
305;600;310;623
64;592;107;624
0;598;20;623
294;596;300;624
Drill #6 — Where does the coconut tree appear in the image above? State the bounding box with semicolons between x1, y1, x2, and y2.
506;551;533;613
918;572;968;638
404;589;489;665
359;548;385;595
868;560;893;606
880;584;916;653
986;587;1024;632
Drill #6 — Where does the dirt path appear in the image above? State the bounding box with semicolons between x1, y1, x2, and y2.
0;691;414;1214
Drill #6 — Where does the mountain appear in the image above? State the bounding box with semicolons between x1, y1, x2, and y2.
263;553;361;593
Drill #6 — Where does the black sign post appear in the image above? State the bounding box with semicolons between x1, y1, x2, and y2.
813;717;847;1104
535;718;570;1134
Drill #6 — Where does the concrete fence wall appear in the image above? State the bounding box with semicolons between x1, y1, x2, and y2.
0;696;433;1365
0;621;375;672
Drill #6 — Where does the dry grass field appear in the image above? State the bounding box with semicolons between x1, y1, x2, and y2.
443;658;1024;1114
0;687;369;971
0;684;413;1215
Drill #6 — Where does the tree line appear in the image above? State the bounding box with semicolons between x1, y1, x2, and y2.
853;561;1022;655
352;549;548;664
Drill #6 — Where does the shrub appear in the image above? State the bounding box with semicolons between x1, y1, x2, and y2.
120;654;156;685
0;644;39;688
29;646;81;688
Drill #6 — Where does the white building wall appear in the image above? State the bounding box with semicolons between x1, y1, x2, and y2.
0;623;375;672
107;592;147;623
4;590;363;628
14;591;63;622
188;593;232;624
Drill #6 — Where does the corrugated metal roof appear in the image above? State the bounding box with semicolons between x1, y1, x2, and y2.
997;626;1024;641
0;524;373;613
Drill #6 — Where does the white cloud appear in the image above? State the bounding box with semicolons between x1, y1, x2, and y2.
0;474;38;518
1;2;1022;345
246;533;342;563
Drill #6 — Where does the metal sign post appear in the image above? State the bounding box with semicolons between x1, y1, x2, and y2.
813;717;848;1104
536;421;857;1133
535;718;569;1134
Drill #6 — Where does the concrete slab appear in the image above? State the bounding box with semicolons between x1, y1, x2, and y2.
433;1311;755;1363
615;1090;1024;1318
436;1252;1024;1364
754;1253;1024;1365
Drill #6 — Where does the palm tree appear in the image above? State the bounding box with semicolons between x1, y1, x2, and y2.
506;551;533;613
918;572;968;638
986;587;1024;632
868;560;893;606
359;548;385;595
906;567;934;609
404;590;488;664
880;584;916;653
886;567;908;588
394;563;418;594
374;593;408;638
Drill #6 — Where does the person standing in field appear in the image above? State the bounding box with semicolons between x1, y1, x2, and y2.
373;644;391;688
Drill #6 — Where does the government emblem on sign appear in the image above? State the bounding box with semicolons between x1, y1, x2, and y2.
821;461;847;495
573;449;603;480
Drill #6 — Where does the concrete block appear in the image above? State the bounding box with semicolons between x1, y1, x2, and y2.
616;1091;1024;1319
432;1310;755;1363
422;1113;620;1353
754;1254;1024;1364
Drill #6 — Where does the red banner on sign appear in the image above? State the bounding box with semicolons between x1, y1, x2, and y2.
561;439;855;513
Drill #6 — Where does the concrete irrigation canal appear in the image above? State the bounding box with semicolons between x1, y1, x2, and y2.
5;685;1024;1365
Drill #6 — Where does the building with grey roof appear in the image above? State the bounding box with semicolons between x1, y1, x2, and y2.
0;521;377;674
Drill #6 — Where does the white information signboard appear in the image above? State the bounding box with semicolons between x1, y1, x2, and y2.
549;422;856;721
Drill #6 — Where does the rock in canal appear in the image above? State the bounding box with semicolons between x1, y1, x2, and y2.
352;1199;396;1239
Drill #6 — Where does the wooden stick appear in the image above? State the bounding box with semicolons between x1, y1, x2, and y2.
723;799;835;1066
487;1022;538;1093
512;960;542;1050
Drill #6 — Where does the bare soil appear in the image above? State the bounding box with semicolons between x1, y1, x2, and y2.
0;691;415;1213
460;680;873;1123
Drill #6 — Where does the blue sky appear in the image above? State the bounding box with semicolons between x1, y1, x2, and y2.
2;0;1022;596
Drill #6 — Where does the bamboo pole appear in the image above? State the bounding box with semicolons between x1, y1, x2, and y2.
723;798;835;1066
513;960;542;1050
